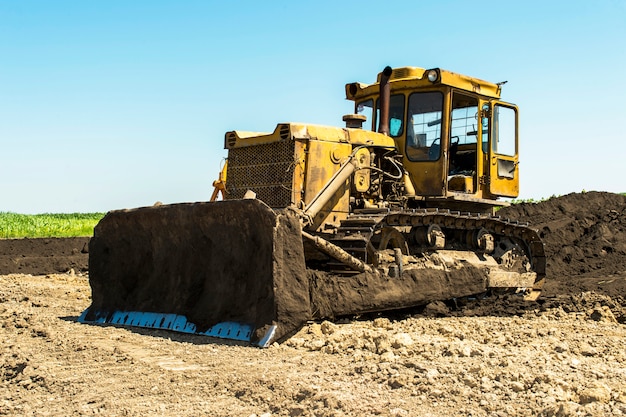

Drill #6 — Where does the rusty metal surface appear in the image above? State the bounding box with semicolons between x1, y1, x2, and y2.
329;208;546;283
377;66;393;135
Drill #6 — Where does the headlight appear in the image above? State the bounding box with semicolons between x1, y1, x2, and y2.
427;69;440;83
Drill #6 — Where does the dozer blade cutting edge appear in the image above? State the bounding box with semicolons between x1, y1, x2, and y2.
78;310;277;347
78;199;312;347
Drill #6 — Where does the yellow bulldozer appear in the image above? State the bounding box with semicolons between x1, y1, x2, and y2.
79;66;545;347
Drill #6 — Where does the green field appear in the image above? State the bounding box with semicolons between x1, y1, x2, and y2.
0;212;105;239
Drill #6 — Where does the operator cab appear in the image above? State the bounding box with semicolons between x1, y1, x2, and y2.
346;67;519;212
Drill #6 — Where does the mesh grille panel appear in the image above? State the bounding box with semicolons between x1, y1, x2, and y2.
226;140;296;208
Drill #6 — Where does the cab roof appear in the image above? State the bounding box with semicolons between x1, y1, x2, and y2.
345;66;503;101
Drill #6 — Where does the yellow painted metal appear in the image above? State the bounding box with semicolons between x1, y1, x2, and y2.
223;121;395;230
403;88;451;197
448;175;474;193
475;100;489;199
344;67;519;205
346;67;502;102
226;123;396;149
353;148;371;193
488;102;520;198
376;67;426;81
303;140;352;231
224;127;279;148
289;123;396;148
406;158;447;197
440;70;502;99
344;128;395;147
210;161;228;201
223;65;520;219
292;140;308;208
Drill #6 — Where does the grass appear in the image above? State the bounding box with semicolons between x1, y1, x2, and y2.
0;212;105;239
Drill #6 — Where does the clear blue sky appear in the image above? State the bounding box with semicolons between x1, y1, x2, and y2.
1;1;625;213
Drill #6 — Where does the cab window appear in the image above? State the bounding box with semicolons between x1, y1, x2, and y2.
449;93;478;175
376;94;405;137
450;94;478;147
406;92;444;161
492;105;516;156
481;103;489;153
356;99;374;131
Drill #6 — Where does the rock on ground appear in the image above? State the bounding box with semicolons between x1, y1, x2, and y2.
2;273;626;417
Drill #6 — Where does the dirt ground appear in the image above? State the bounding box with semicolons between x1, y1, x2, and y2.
0;237;89;276
1;191;626;416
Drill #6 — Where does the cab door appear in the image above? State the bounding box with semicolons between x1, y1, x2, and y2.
403;91;448;196
488;102;519;197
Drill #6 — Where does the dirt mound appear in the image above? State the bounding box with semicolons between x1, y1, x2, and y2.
0;237;89;275
499;191;626;298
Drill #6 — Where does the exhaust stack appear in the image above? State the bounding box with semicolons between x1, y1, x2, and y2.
377;66;393;136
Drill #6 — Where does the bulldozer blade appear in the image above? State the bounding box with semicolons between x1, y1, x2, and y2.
78;199;311;347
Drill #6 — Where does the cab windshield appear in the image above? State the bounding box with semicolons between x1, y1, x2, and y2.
406;92;444;161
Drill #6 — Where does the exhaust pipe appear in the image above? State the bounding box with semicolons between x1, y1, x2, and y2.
377;66;393;136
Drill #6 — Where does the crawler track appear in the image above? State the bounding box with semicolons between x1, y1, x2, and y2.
328;208;545;289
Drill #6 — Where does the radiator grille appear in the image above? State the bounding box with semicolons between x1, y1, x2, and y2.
225;140;296;208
